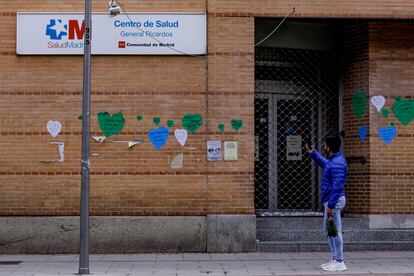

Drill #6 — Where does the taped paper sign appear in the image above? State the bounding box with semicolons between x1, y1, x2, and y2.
224;141;238;161
174;129;188;146
47;121;61;138
207;140;221;161
371;95;385;112
170;153;184;169
286;135;302;161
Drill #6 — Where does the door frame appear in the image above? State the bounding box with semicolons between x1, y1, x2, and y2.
255;87;321;213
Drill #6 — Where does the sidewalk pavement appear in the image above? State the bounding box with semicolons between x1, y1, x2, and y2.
1;251;414;276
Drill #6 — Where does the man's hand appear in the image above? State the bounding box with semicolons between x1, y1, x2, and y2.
305;144;315;154
327;208;334;216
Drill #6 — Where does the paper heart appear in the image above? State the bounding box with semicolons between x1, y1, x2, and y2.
148;127;169;150
378;125;397;145
170;153;184;169
167;120;175;128
182;114;203;133
231;119;243;131
97;112;125;137
359;125;368;141
218;124;225;132
352;89;367;119
153;117;161;126
371;95;385;112
174;129;188;146
47;121;62;138
392;97;414;126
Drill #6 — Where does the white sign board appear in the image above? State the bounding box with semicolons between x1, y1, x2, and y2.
224;141;238;161
17;13;206;55
207;140;221;161
286;135;302;161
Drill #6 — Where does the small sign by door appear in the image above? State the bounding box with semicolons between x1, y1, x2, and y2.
286;135;302;161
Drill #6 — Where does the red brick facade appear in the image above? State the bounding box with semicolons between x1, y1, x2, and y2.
0;1;413;216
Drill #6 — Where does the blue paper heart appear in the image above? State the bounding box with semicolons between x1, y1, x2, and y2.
359;125;368;141
148;127;169;150
378;125;397;145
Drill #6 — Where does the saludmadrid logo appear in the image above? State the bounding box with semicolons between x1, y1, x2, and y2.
45;19;85;49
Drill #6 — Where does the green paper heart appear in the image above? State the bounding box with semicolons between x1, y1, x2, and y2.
97;112;125;137
137;115;142;121
182;114;203;133
381;108;390;118
78;115;83;120
167;120;174;128
231;119;243;131
218;124;225;132
153;117;161;126
392;97;414;126
352;90;367;119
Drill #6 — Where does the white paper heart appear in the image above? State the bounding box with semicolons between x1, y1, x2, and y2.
174;129;188;146
170;153;184;169
47;121;61;138
371;95;385;112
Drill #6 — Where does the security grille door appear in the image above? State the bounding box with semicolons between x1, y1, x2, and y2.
254;47;339;213
276;98;314;210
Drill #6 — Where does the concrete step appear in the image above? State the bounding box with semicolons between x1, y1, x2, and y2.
257;240;414;252
257;229;414;242
257;216;369;231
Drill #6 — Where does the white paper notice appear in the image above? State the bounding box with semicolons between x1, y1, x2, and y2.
224;141;238;161
371;95;385;112
170;153;184;169
47;121;61;138
49;142;64;162
174;129;188;146
286;135;302;161
207;140;221;161
92;136;106;143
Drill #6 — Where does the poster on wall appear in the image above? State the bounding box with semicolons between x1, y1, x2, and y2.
207;140;221;161
224;141;238;161
286;135;302;161
17;13;206;55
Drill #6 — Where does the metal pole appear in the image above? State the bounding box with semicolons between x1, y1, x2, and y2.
79;0;91;274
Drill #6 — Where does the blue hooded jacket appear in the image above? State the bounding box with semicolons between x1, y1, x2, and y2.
310;151;348;209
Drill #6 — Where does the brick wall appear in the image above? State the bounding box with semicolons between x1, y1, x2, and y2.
342;24;371;214
342;22;414;214
1;1;414;216
368;22;414;214
0;0;255;216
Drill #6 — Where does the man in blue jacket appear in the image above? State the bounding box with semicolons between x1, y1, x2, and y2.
306;135;347;272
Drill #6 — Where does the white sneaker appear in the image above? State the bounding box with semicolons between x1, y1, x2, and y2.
320;259;335;268
323;260;347;272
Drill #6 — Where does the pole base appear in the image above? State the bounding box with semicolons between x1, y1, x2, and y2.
78;267;90;274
